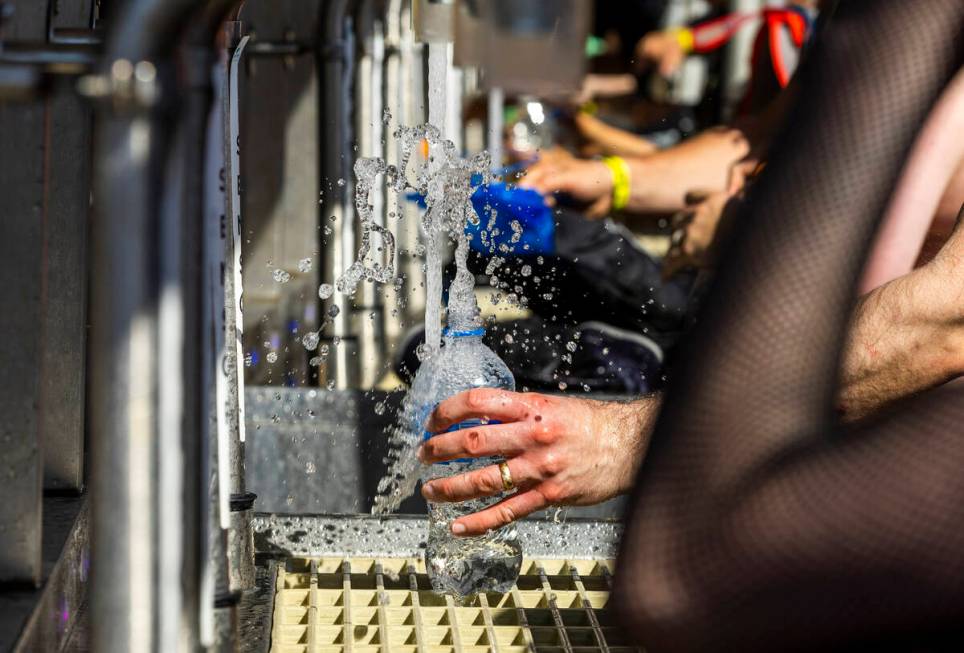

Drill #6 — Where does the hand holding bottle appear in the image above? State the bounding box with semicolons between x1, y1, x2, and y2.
419;389;660;536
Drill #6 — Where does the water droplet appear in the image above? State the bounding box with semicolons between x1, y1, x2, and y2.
318;283;334;299
266;352;278;363
298;257;312;273
520;265;532;277
415;342;432;361
272;269;291;284
302;332;320;351
336;178;346;187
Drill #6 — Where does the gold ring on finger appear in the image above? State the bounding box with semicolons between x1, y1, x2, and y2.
499;461;515;492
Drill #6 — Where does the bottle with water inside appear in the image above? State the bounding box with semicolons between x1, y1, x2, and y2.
412;306;523;600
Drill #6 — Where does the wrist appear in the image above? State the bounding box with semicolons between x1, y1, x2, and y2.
904;261;964;379
668;27;695;54
935;275;964;378
606;397;660;495
602;156;632;211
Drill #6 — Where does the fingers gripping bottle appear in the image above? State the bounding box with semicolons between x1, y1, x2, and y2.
414;302;523;600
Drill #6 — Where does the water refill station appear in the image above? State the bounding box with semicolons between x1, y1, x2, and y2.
0;1;749;650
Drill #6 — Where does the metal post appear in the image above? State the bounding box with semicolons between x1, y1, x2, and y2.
353;0;387;388
41;2;96;494
0;86;45;586
203;23;233;652
318;0;359;389
181;5;240;650
398;0;426;328
0;0;56;587
218;19;255;605
382;0;406;351
87;0;217;650
487;86;503;172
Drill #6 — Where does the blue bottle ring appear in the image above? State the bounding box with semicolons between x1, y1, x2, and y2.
443;327;485;338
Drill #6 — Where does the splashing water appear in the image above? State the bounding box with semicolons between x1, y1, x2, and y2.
367;128;491;515
336;121;489;318
331;115;491;514
333;46;492;516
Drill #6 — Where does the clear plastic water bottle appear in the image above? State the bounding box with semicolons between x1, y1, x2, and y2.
415;313;523;601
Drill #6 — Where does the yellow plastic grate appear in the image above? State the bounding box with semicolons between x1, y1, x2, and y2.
268;556;639;653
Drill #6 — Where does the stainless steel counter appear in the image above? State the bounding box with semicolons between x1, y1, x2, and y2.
253;513;622;561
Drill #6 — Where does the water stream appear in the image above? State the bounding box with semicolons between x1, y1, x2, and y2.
328;37;505;516
335;119;491;515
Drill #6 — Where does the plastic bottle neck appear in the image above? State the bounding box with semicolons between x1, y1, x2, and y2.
442;326;485;340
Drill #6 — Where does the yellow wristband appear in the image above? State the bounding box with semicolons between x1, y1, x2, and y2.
602;156;631;211
671;27;695;54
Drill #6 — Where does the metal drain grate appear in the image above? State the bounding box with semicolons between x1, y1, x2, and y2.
269;556;640;653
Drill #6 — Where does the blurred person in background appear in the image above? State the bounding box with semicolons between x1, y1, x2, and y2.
427;3;826;396
520;0;829;224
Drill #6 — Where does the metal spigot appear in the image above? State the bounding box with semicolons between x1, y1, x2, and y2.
412;0;454;43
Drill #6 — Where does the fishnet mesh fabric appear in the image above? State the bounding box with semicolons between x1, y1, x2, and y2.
615;1;964;650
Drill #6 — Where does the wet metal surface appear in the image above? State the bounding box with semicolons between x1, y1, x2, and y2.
245;387;417;515
238;558;280;653
253;513;622;561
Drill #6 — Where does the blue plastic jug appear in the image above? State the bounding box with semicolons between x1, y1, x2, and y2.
468;182;555;255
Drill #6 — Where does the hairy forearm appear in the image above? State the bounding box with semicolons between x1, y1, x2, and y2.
838;248;964;421
604;395;663;495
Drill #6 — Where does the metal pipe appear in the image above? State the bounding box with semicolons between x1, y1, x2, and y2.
197;13;261;650
88;0;222;650
382;0;406;348
398;0;426;329
179;4;239;651
353;0;387;388
487;86;504;171
214;13;256;602
318;0;359;389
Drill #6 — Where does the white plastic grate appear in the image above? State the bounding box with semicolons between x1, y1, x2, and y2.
268;556;640;653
